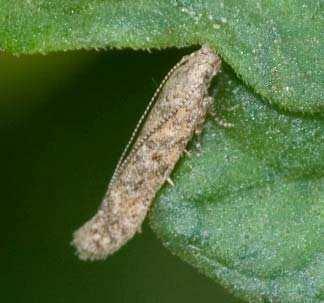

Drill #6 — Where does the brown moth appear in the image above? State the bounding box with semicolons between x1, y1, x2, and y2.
72;45;221;260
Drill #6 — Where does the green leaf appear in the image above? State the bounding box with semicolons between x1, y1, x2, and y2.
2;1;323;300
150;66;324;302
1;1;322;112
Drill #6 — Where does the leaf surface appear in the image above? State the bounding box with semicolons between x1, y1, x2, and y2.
1;1;323;112
150;66;324;302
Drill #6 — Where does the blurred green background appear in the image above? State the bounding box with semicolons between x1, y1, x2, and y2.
0;48;243;303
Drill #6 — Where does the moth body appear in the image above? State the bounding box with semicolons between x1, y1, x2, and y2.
73;45;221;260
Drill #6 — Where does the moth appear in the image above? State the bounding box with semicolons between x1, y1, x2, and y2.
72;45;221;260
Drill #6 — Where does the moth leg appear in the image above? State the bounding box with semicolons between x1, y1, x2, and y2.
166;177;175;187
203;96;214;114
192;128;204;154
222;104;240;112
213;114;234;128
183;149;192;157
208;105;234;128
194;124;204;136
192;98;211;153
187;163;193;171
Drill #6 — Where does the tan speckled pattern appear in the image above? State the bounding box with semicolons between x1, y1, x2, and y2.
72;45;221;260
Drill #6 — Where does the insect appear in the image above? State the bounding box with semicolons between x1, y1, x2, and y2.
72;45;221;260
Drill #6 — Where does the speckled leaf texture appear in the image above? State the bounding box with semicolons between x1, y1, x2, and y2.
1;1;323;302
1;0;323;112
151;65;324;302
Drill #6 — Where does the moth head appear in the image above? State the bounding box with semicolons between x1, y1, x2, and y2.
199;44;222;78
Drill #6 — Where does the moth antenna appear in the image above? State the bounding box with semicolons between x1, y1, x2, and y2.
112;97;187;181
108;54;191;189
